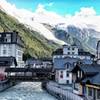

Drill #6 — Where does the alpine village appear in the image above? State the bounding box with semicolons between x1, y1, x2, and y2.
0;30;99;100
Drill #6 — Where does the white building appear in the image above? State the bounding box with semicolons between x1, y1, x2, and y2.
63;44;78;55
53;44;94;62
54;57;79;84
55;69;72;84
0;32;24;67
53;44;94;85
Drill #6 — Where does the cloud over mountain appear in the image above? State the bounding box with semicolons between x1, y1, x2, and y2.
0;0;100;46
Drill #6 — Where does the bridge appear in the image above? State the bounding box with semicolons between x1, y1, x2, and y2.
5;67;54;82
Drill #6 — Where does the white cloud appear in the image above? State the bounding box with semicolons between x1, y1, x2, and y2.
0;0;100;40
35;4;46;13
65;7;100;33
35;2;54;14
0;0;66;44
35;3;66;25
75;7;96;16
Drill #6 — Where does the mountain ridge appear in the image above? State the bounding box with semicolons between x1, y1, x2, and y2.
0;9;58;59
0;0;100;55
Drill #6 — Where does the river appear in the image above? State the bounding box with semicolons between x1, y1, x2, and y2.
0;82;57;100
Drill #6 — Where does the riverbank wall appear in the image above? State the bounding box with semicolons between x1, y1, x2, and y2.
42;81;65;100
42;81;84;100
0;79;15;92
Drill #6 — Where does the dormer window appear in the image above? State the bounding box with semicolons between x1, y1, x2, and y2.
72;47;75;50
66;63;71;69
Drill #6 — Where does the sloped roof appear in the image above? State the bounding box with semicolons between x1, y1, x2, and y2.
80;64;100;74
53;57;80;69
82;73;100;85
70;59;93;72
91;73;100;85
82;59;93;64
78;49;95;57
71;62;100;85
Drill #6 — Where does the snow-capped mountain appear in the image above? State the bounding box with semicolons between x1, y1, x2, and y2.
0;0;100;53
0;0;66;44
55;22;100;51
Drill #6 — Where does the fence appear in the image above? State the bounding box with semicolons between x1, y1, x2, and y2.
46;82;83;100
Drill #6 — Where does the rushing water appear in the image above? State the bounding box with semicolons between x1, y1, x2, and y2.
0;82;57;100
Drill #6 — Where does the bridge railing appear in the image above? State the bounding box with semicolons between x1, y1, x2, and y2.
5;67;53;73
25;64;53;69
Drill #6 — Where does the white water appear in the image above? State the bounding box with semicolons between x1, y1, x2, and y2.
0;82;57;100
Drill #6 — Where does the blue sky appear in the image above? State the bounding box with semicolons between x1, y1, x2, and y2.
7;0;100;15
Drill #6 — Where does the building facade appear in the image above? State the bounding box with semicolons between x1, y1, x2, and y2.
0;32;24;67
53;44;94;62
53;57;80;84
63;44;78;55
71;64;100;100
53;44;94;85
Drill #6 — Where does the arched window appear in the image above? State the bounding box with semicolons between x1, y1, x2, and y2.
65;63;71;69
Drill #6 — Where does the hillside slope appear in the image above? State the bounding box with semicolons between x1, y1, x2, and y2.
44;24;100;54
0;10;58;58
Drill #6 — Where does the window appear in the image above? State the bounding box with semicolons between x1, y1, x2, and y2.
5;34;11;42
68;52;70;55
97;89;100;99
77;71;80;78
68;47;70;50
66;72;69;77
18;51;22;56
72;52;74;55
66;63;70;69
73;62;77;66
81;71;83;78
3;49;6;55
8;45;12;55
60;71;63;78
88;87;93;96
3;45;7;55
60;71;63;73
66;65;69;69
66;80;69;84
18;57;22;61
72;47;75;50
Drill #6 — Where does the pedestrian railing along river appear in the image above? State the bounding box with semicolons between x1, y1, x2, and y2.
46;82;83;100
